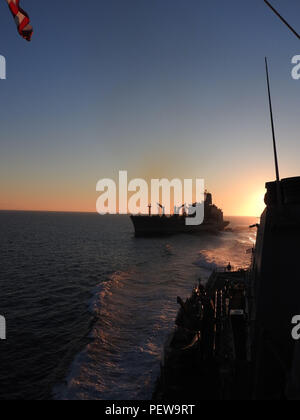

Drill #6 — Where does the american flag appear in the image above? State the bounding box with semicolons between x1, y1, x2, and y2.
6;0;33;41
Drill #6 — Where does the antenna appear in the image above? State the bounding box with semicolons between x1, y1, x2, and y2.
265;57;282;207
264;0;300;40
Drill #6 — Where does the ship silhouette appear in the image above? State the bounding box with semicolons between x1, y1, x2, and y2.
131;192;229;237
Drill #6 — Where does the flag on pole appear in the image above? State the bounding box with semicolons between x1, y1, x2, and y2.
6;0;33;41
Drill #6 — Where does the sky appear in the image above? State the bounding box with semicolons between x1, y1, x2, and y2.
0;0;300;216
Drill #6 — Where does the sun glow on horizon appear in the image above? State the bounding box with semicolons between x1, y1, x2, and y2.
230;190;266;218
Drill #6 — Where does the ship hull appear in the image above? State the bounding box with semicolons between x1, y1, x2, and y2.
130;215;229;237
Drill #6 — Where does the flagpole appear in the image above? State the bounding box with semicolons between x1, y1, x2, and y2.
264;0;300;40
265;57;282;208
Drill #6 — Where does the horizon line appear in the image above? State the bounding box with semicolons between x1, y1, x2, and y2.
0;209;260;218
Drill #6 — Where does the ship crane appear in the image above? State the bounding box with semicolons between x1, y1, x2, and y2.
157;203;166;215
174;204;185;215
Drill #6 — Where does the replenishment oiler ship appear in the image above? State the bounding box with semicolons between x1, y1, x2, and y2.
153;59;300;400
131;192;229;237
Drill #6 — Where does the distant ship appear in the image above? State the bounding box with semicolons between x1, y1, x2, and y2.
130;192;229;237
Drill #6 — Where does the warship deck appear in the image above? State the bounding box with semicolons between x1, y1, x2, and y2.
154;269;252;400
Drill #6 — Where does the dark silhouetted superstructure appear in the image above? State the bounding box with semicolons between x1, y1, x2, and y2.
251;177;300;399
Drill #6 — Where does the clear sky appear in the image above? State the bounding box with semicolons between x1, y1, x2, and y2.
0;0;300;216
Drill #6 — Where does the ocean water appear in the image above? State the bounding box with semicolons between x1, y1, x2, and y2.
0;212;257;400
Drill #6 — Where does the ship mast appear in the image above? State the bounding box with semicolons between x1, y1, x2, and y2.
264;0;300;40
265;57;282;207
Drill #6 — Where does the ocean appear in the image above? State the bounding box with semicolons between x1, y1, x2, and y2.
0;212;257;400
